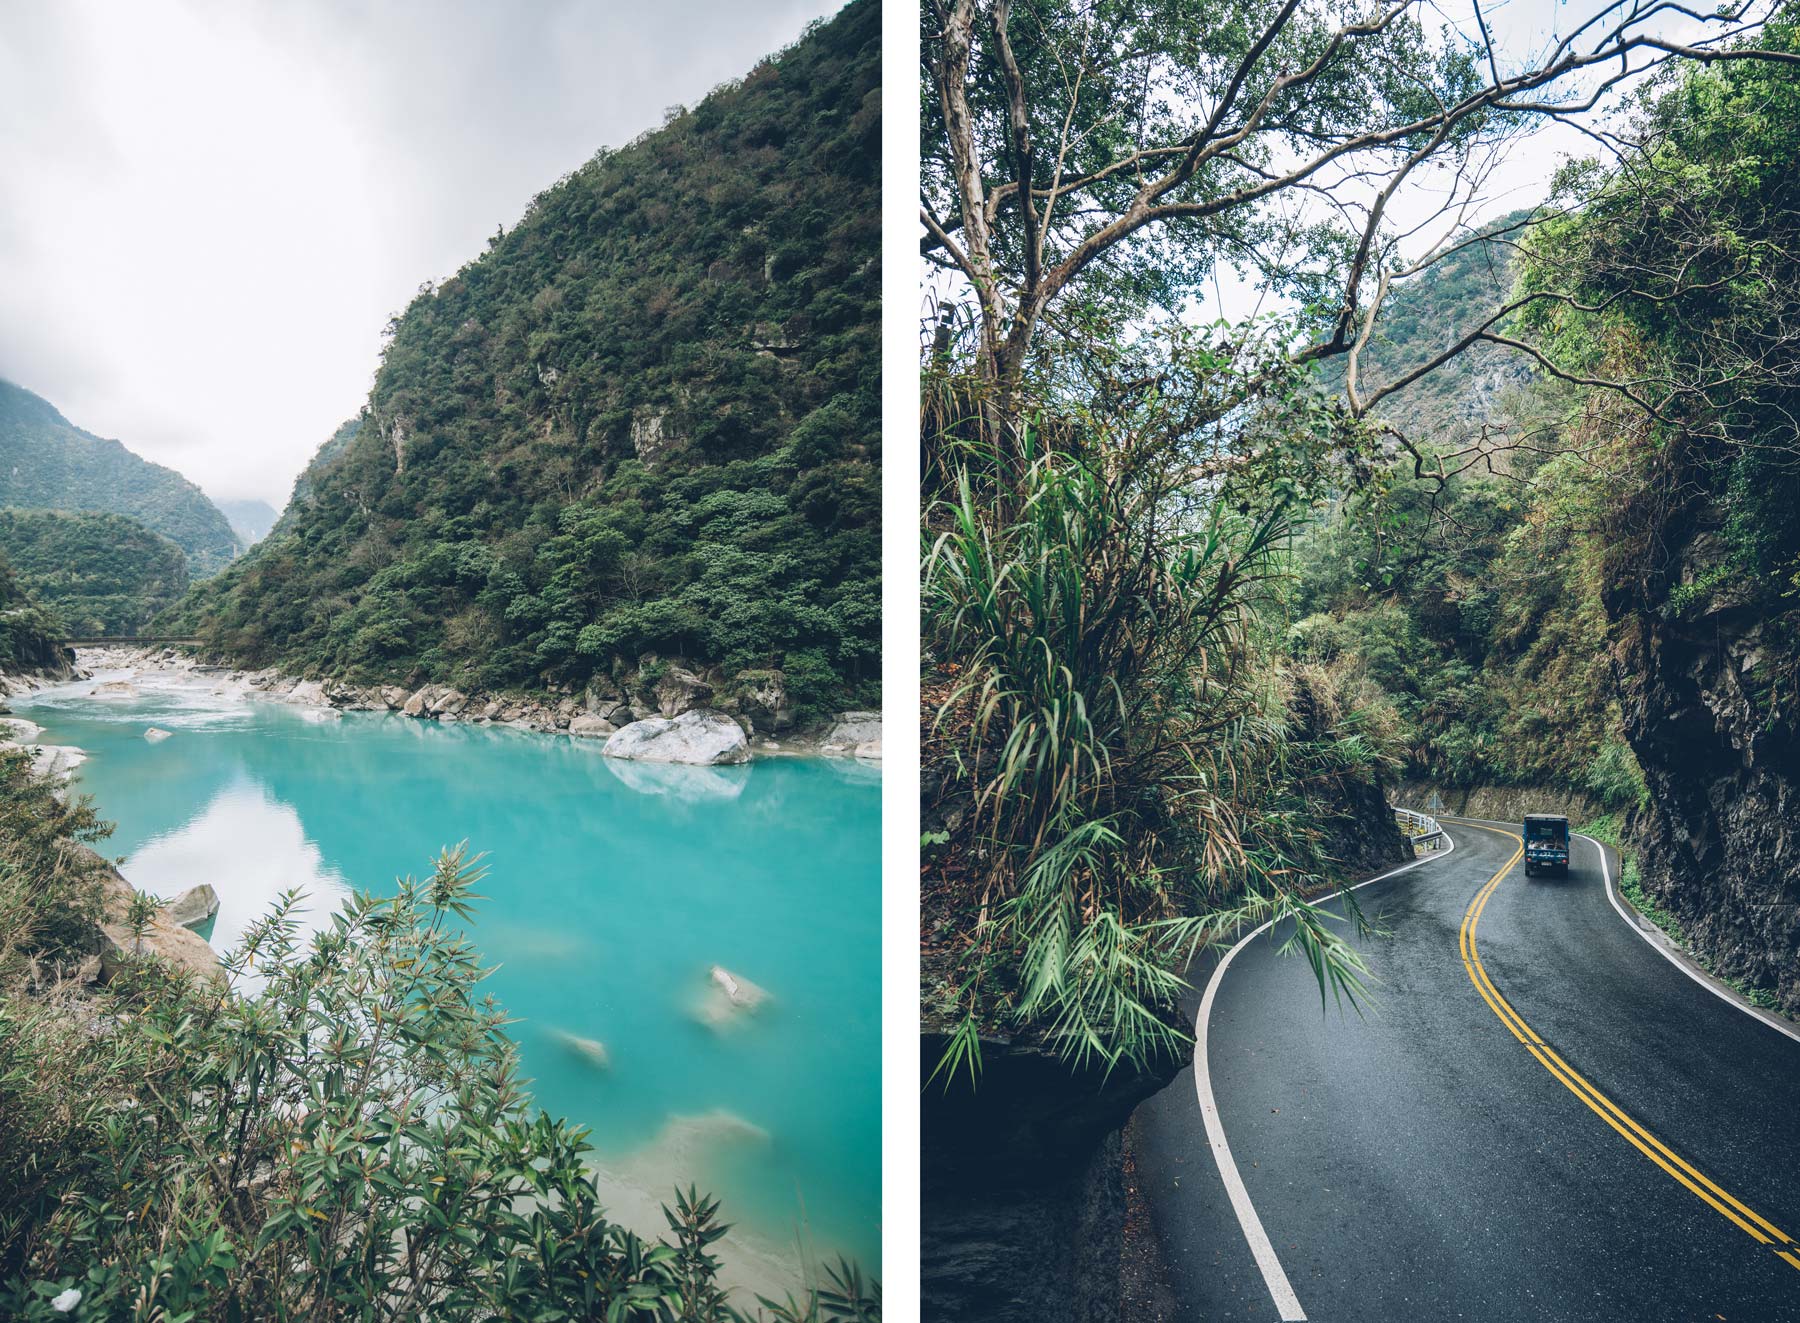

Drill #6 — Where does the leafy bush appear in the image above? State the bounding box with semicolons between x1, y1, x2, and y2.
0;806;877;1318
924;397;1380;1084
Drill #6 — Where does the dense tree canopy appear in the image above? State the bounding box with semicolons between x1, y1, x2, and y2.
0;381;240;576
0;510;189;637
170;0;880;713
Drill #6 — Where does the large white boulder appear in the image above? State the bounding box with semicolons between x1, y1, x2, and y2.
602;709;750;765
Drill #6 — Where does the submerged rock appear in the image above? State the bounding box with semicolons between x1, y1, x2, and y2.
90;679;139;700
694;964;771;1030
548;1028;611;1070
144;727;173;742
603;710;749;765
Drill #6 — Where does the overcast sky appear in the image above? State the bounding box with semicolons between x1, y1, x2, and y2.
0;0;843;507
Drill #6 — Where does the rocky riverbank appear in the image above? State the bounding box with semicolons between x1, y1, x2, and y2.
69;646;882;766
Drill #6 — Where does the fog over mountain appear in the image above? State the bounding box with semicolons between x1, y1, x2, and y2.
0;0;841;507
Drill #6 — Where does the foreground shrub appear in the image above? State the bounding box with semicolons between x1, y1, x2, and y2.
0;842;877;1321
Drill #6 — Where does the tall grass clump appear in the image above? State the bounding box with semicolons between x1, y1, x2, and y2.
923;373;1379;1086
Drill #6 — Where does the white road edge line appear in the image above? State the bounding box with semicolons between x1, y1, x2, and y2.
1193;829;1459;1322
1577;831;1800;1048
1443;813;1800;1048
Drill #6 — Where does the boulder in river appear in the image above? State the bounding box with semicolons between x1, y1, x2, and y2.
144;727;173;742
602;709;750;765
820;710;882;758
164;883;220;929
90;679;139;700
567;714;618;738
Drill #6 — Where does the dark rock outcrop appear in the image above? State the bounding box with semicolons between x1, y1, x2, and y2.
921;1033;1186;1323
1611;586;1800;1013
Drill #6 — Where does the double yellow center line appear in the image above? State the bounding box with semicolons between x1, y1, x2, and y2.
1457;823;1800;1273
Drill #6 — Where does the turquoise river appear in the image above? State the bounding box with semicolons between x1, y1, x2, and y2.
15;662;881;1294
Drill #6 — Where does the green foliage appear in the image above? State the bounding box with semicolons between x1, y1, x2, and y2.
0;380;240;575
0;822;878;1319
0;551;69;676
169;1;880;709
0;749;111;983
0;509;189;636
924;389;1386;1081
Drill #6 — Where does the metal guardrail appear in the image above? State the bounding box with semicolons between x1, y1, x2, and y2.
1395;806;1448;852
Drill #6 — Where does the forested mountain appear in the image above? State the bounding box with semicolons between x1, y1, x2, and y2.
169;0;880;712
0;510;189;637
215;499;278;547
0;381;240;575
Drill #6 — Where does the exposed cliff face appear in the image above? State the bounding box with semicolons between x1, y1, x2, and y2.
1611;574;1800;1014
920;1034;1186;1323
1393;779;1606;826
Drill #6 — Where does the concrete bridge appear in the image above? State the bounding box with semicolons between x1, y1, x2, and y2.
61;636;203;647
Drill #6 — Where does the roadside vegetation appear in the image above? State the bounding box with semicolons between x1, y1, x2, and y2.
0;752;878;1320
920;0;1800;1071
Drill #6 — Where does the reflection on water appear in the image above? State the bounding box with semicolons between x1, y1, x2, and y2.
16;667;880;1286
126;776;351;954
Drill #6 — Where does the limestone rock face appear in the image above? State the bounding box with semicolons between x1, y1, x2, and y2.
603;709;750;765
654;665;715;718
164;883;220;929
287;679;327;706
733;669;794;733
820;711;881;757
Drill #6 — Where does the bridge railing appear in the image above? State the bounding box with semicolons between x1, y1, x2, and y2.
1395;806;1448;852
62;637;202;646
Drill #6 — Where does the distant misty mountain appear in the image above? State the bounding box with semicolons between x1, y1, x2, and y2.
217;498;279;547
0;379;240;575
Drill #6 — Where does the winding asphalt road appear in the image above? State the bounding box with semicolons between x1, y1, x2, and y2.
1134;817;1800;1321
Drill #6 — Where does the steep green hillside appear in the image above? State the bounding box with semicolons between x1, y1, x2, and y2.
0;553;68;676
0;510;189;637
0;381;240;575
1322;215;1532;444
171;0;880;710
216;498;278;547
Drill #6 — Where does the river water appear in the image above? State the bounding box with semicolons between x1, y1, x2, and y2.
13;662;881;1291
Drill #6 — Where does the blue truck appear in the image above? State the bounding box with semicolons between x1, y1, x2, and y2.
1523;813;1570;877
